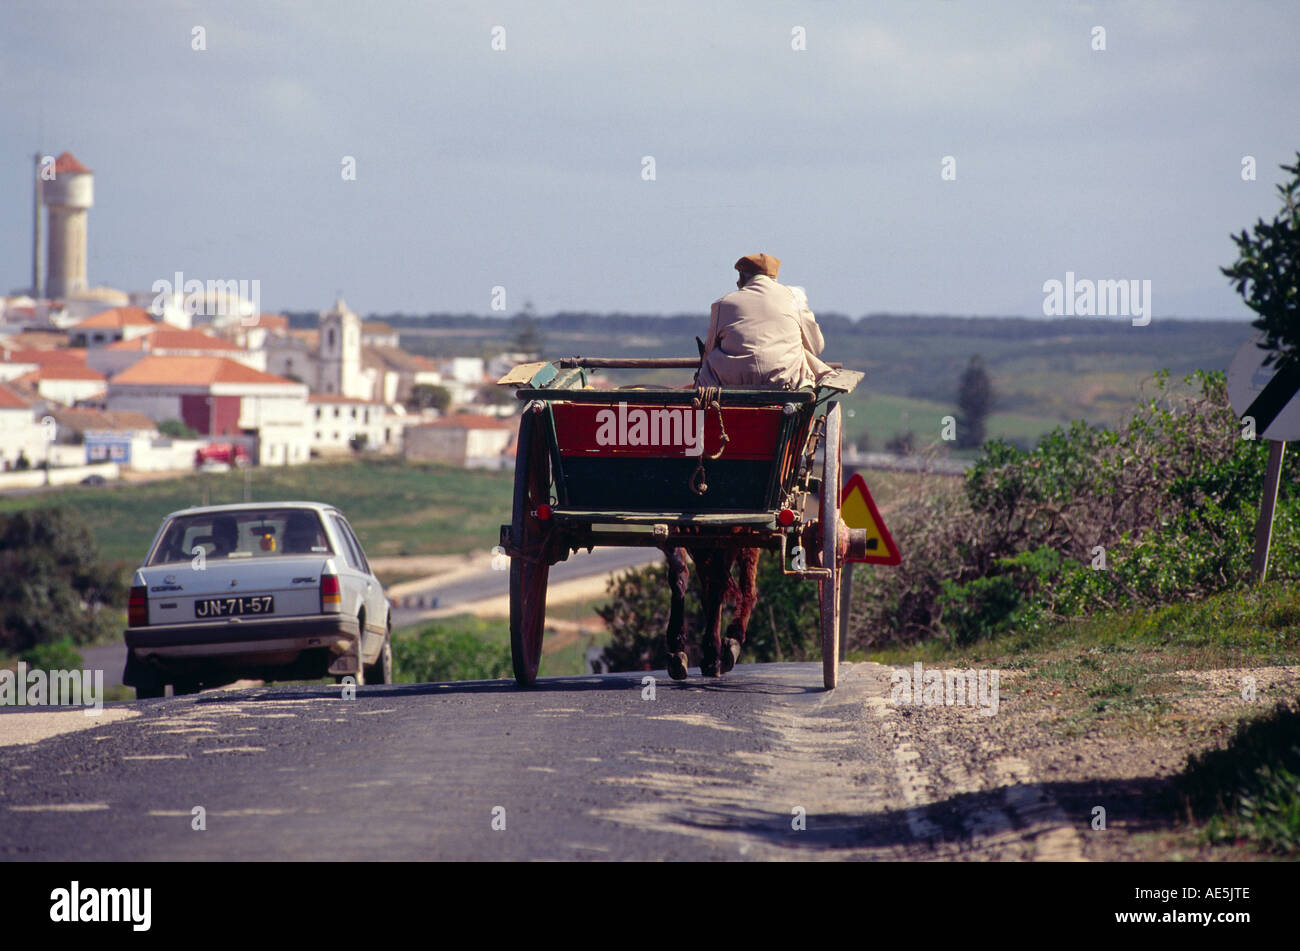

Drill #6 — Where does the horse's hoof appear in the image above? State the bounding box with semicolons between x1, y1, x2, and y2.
720;638;741;674
699;661;720;677
666;652;689;681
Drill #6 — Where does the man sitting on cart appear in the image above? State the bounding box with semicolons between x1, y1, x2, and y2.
696;252;832;390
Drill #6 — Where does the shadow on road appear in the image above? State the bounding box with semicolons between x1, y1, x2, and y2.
666;775;1179;853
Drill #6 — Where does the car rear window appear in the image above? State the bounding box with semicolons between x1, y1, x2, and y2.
149;509;334;565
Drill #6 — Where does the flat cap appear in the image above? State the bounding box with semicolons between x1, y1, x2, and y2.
734;253;781;278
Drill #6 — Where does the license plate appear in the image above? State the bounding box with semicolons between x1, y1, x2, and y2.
195;595;274;618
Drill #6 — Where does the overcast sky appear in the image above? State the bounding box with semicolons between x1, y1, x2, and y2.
2;1;1297;319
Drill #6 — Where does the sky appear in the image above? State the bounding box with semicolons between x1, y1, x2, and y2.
2;0;1298;320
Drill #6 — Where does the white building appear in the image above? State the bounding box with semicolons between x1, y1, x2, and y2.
106;355;310;466
307;395;399;453
12;362;107;405
87;327;264;378
67;307;159;347
403;414;515;469
0;383;45;471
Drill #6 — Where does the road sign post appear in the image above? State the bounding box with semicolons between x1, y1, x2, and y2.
1228;335;1300;585
1251;440;1286;583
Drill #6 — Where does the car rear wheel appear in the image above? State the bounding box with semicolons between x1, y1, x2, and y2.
365;626;392;685
135;685;164;699
334;624;366;687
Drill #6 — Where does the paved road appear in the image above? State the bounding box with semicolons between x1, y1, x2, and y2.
0;664;891;860
0;661;1097;860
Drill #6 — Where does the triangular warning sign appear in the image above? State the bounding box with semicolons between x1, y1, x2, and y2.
840;472;901;565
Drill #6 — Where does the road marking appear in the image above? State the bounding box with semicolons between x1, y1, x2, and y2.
648;713;745;732
10;802;110;812
0;707;137;748
122;754;187;761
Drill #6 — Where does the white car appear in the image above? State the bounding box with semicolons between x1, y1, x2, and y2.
123;502;391;698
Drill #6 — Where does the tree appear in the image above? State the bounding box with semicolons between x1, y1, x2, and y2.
1222;153;1300;372
408;384;452;413
159;419;199;439
0;508;126;654
511;312;544;361
956;355;993;449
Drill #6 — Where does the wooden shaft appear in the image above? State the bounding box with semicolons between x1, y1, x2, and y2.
1252;440;1286;584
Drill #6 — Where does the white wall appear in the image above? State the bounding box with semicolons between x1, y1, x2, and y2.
35;377;106;405
0;407;47;470
0;461;119;489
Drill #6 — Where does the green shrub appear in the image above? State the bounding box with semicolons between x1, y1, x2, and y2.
854;370;1300;647
392;616;512;683
18;639;84;671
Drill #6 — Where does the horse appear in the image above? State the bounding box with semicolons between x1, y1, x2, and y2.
663;532;761;679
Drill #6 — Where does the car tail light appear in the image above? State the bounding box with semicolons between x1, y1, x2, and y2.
535;504;552;521
321;573;341;612
128;585;148;627
777;508;796;526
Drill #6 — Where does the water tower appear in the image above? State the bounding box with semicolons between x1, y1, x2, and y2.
42;152;94;299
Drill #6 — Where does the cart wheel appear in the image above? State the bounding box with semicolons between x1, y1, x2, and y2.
510;410;551;687
818;403;843;690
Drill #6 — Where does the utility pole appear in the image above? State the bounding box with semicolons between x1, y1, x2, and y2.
32;151;44;298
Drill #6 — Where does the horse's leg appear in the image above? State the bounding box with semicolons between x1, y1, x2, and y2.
664;547;690;680
696;547;732;677
721;547;760;673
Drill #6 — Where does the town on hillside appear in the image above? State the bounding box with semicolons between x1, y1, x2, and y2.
1;152;532;487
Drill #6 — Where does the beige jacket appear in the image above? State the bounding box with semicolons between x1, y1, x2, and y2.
696;274;832;389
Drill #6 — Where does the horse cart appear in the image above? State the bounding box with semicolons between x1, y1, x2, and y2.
496;357;869;690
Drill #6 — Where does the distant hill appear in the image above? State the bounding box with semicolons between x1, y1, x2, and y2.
285;310;1252;451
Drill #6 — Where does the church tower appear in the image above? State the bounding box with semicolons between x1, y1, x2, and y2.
318;297;363;397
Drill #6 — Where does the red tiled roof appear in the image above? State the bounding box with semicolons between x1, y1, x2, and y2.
0;383;30;410
72;307;157;330
106;329;244;352
15;363;106;382
111;356;298;387
53;152;91;175
50;408;158;433
5;347;87;366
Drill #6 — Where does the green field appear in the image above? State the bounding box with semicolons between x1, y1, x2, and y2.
0;459;515;565
841;391;1061;453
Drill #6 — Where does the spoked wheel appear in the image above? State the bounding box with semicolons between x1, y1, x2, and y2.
818;403;843;690
510;408;552;687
